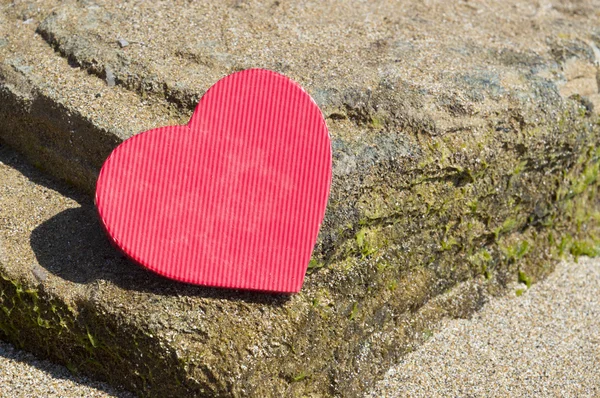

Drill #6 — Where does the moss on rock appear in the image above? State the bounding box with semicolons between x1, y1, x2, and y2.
2;0;600;397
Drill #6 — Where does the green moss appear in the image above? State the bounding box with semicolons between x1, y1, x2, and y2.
355;228;366;249
558;235;573;257
468;199;479;214
518;270;532;288
0;272;195;397
291;371;308;382
86;327;98;349
440;237;459;251
66;362;78;374
512;160;528;175
349;302;359;321
570;240;600;261
571;162;599;196
422;329;433;341
494;217;519;239
355;228;379;257
369;116;384;130
502;240;531;263
307;259;325;274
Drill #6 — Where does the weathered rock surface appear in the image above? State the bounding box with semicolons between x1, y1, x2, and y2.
1;0;600;396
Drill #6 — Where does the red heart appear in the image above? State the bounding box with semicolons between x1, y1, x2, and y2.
95;69;332;293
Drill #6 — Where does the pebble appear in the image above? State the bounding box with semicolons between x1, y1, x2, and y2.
105;67;116;87
117;39;129;48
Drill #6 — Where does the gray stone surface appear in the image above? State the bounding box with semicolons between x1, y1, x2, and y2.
1;0;600;397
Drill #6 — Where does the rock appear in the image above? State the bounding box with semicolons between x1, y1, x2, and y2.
104;66;116;87
1;1;600;397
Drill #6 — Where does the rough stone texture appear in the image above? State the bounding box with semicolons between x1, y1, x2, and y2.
1;0;600;397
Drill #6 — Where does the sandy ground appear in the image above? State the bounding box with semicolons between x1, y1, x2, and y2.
0;341;133;398
1;257;598;397
368;257;600;398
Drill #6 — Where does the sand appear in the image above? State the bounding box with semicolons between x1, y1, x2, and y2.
0;340;132;398
368;257;600;397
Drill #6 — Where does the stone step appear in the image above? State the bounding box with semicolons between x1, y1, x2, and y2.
1;0;600;396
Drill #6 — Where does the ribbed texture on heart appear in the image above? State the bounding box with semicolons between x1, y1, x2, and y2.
95;69;331;293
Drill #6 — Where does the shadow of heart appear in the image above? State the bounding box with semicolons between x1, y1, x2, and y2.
30;204;291;304
1;144;288;305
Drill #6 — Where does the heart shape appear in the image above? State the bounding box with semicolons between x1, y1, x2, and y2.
95;69;332;293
